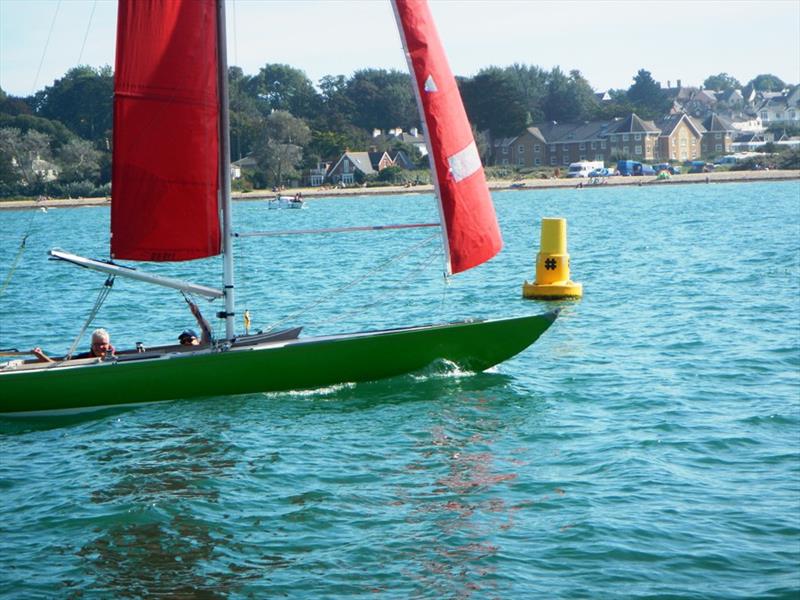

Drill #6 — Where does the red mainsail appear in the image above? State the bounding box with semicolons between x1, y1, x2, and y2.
111;0;221;261
392;0;502;275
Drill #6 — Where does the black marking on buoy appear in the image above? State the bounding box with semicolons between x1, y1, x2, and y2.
545;257;557;270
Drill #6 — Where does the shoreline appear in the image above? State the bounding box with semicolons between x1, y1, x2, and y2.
0;169;797;210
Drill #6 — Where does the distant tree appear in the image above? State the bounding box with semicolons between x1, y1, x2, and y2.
0;113;74;147
747;74;786;92
33;65;113;142
566;69;599;120
542;67;597;122
57;138;102;183
245;64;321;120
703;73;741;91
344;69;418;131
0;89;34;116
317;75;356;131
503;63;548;123
228;66;263;160
0;127;53;186
0;128;17;187
542;67;571;122
472;125;491;164
307;125;368;164
626;69;670;119
778;148;799;169
253;110;311;187
459;68;527;137
593;88;635;120
376;165;404;183
766;123;800;137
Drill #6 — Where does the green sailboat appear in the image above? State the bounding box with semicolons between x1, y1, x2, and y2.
0;0;558;415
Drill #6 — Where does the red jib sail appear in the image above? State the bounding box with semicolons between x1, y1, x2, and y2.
111;0;221;261
391;0;502;275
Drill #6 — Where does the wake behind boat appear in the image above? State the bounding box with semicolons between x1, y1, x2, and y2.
0;0;559;415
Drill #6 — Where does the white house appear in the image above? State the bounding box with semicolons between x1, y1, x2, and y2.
755;86;800;127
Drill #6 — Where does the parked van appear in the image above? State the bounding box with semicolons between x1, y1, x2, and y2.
567;161;604;178
616;160;636;176
617;160;655;176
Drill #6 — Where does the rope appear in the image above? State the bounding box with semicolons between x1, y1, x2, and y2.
0;208;42;297
65;275;114;360
439;270;451;319
263;232;440;332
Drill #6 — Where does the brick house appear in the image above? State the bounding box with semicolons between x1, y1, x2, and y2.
699;114;737;157
655;113;705;162
605;114;661;161
491;111;742;167
492;137;517;166
498;121;614;169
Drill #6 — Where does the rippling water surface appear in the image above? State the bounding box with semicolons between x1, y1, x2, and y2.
1;181;798;598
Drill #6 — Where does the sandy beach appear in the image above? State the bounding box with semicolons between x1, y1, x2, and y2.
0;169;797;210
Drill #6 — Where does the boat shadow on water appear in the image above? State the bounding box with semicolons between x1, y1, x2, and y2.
0;405;137;435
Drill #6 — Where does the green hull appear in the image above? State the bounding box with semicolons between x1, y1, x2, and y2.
0;311;557;414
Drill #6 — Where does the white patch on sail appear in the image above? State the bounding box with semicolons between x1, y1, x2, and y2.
424;75;438;92
448;141;481;182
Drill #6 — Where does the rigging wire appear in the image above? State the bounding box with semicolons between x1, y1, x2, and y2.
76;0;98;66
31;0;62;94
0;209;42;297
262;232;440;333
64;275;115;360
322;239;442;330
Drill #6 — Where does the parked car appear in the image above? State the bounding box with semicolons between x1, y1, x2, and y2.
588;167;614;178
686;160;715;174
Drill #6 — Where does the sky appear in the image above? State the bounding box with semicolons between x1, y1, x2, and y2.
1;0;799;98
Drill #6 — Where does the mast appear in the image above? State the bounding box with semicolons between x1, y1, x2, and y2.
216;0;236;340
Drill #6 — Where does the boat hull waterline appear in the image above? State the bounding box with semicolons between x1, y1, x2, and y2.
0;312;557;414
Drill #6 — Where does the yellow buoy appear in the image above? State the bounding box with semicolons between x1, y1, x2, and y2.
522;217;583;299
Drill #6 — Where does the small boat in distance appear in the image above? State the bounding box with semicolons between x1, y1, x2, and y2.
0;0;559;415
268;195;305;209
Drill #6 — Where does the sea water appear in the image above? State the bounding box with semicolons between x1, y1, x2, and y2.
0;180;798;598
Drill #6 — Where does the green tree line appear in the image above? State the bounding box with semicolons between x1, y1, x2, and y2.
0;64;789;197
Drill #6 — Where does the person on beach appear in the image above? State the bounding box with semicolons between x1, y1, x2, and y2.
179;298;212;346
